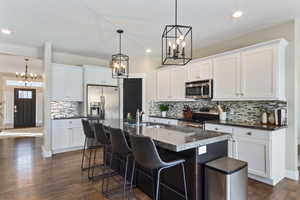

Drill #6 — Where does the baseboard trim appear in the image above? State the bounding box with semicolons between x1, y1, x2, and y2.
52;146;84;154
42;145;52;158
285;169;299;181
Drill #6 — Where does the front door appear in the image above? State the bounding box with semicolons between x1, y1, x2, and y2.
14;88;36;128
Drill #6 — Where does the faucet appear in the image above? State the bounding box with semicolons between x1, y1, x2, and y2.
136;109;144;125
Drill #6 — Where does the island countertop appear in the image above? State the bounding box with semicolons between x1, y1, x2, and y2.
97;119;230;152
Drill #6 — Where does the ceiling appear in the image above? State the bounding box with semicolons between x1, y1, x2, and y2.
0;0;299;59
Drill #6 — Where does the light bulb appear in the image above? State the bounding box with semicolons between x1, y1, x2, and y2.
172;44;176;49
176;38;180;45
179;35;184;40
168;41;172;47
182;41;186;47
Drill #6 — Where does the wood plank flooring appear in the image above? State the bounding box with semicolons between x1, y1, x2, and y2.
0;137;299;200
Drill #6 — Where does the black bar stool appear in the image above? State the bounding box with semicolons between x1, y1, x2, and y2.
103;128;133;199
81;119;103;179
92;123;114;181
129;135;188;200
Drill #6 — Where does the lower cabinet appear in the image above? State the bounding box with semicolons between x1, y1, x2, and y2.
52;119;85;154
205;123;286;185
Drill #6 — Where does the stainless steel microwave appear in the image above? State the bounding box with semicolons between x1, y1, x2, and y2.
185;80;213;99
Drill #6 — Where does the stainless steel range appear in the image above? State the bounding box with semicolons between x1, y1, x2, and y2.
179;112;219;129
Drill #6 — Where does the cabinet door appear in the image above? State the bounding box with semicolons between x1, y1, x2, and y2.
234;137;269;177
157;68;171;100
170;67;187;100
213;53;241;100
51;64;67;101
52;127;71;150
65;66;83;101
241;46;275;99
84;66;117;86
71;127;85;147
188;60;212;81
147;71;157;101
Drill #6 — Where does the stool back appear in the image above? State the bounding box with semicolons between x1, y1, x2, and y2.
82;119;94;139
110;128;131;156
94;123;110;145
129;135;165;169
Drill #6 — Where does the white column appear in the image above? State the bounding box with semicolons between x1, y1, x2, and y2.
42;42;52;158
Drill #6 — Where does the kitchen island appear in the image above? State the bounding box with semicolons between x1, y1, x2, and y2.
99;119;231;200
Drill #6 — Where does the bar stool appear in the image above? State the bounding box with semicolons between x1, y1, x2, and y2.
103;128;133;199
129;135;188;200
91;123;113;180
81;119;103;179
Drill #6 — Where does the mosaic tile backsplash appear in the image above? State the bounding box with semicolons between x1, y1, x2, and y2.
149;100;287;124
51;101;83;119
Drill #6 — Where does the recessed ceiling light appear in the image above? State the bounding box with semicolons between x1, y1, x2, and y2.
146;48;152;53
232;11;243;18
1;28;12;35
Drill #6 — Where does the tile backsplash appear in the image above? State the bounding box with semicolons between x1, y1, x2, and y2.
51;101;83;119
149;100;287;124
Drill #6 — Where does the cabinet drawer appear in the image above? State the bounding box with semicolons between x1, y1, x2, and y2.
52;119;83;128
205;123;233;133
233;127;269;140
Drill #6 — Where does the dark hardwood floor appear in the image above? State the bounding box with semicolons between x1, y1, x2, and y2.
0;137;299;200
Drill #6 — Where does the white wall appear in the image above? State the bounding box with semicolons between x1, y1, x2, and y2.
295;19;300;147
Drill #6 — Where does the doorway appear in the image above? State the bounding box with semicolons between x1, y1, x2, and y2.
123;78;142;119
14;88;36;128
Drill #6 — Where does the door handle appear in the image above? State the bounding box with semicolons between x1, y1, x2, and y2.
14;105;17;113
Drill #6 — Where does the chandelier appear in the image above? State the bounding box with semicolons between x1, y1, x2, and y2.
162;0;192;65
111;29;129;79
15;59;41;86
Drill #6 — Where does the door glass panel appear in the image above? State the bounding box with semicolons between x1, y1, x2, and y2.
18;90;33;99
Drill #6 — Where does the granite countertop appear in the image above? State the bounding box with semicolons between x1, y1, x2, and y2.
206;120;287;131
98;119;230;152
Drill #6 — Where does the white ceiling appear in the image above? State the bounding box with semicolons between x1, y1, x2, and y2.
0;0;299;59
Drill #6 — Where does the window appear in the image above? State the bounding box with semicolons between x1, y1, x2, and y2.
6;80;43;87
18;90;32;99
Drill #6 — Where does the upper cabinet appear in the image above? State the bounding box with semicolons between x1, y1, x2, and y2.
213;53;241;100
83;65;118;86
187;59;213;82
213;39;288;101
51;63;83;101
157;66;187;101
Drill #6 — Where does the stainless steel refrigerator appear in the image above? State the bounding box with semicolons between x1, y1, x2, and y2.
86;85;120;120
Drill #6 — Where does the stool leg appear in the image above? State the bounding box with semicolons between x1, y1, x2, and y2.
91;148;97;179
87;150;93;179
81;138;87;170
123;155;129;199
155;168;163;200
181;163;188;200
130;160;136;194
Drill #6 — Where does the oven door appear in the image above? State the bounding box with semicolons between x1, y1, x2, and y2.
202;84;211;98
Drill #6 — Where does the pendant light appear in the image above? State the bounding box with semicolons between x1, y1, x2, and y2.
162;0;192;65
111;29;129;79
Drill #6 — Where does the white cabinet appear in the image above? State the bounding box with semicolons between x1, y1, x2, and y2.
205;123;286;186
213;53;241;100
213;39;287;101
52;119;85;153
187;59;213;82
157;68;171;100
51;64;83;101
170;67;187;100
157;66;187;101
146;71;157;101
84;65;117;86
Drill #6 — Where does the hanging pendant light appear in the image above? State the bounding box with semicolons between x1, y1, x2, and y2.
111;29;129;79
15;58;41;86
162;0;192;65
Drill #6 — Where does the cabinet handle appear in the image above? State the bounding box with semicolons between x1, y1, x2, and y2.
236;93;240;96
247;132;252;136
240;93;244;96
215;128;219;131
